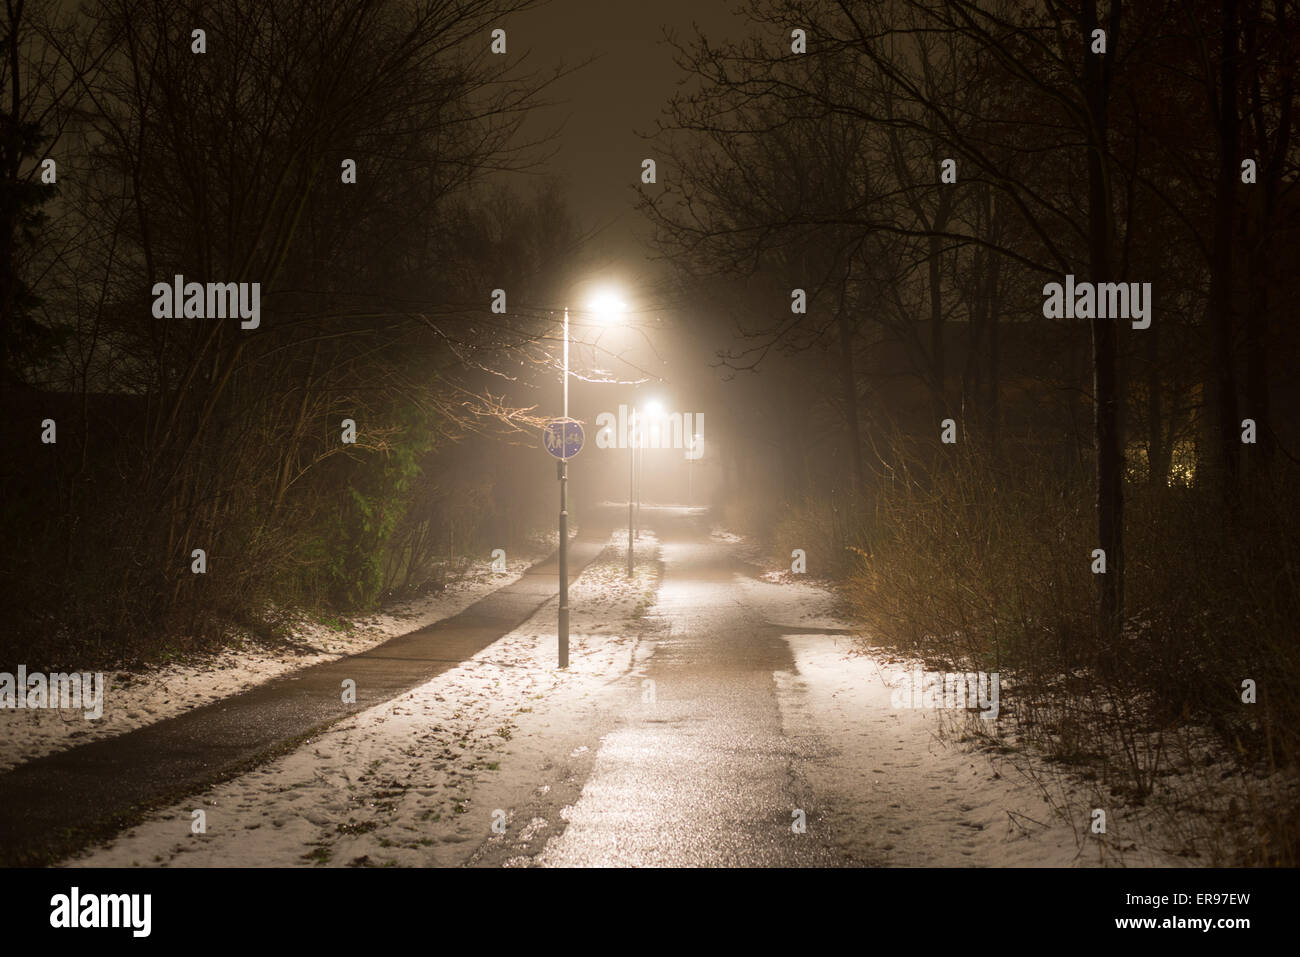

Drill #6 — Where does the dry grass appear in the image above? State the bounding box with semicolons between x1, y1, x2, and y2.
748;434;1300;865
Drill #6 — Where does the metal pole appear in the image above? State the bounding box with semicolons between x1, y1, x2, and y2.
633;417;640;539
627;406;635;576
558;308;569;669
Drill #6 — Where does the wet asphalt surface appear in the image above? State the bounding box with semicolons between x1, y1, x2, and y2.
0;510;615;866
483;507;850;867
3;505;854;868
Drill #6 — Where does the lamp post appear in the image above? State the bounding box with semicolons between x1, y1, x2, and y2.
635;410;642;538
688;432;701;507
557;290;627;667
639;401;663;536
627;405;636;577
558;308;571;669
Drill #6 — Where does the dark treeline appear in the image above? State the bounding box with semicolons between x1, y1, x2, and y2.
1;0;587;666
643;0;1300;862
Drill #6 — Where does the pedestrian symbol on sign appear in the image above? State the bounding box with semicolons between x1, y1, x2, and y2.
543;418;584;460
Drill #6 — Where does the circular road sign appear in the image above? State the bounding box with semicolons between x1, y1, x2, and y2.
543;418;584;460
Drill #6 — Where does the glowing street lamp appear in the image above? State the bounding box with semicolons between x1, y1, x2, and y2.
588;291;628;320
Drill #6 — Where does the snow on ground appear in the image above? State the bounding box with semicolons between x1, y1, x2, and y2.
734;548;1187;867
0;552;544;774
51;521;1234;868
68;532;660;867
774;634;1185;866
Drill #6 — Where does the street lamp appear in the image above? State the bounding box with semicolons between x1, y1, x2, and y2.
638;400;664;537
627;405;637;576
688;432;702;507
588;291;627;319
556;290;626;668
557;307;571;669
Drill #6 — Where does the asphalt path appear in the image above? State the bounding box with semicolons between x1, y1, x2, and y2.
475;506;848;866
0;508;614;866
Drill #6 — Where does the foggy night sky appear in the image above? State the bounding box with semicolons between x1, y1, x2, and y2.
505;0;739;271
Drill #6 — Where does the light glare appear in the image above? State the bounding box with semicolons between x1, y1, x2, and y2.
587;290;628;320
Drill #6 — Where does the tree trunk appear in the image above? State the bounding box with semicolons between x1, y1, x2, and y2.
1241;0;1292;475
1146;313;1165;487
986;237;1002;456
929;191;954;421
1083;0;1125;649
1209;0;1241;510
837;307;864;492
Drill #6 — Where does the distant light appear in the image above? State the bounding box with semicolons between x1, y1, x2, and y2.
587;290;628;321
645;399;664;417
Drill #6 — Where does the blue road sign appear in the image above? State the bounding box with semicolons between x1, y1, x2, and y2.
543;418;584;460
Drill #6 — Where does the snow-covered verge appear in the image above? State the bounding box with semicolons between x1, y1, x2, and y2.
773;634;1183;866
732;544;1190;867
731;529;1292;867
0;552;544;774
66;532;661;867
